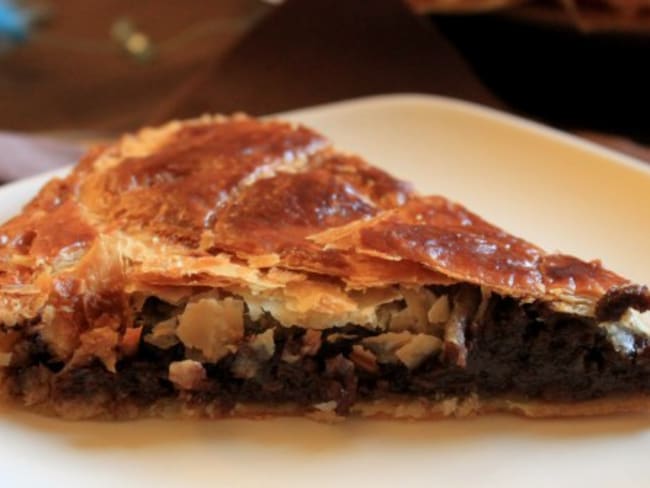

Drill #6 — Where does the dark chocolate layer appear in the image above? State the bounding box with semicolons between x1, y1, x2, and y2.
6;288;650;416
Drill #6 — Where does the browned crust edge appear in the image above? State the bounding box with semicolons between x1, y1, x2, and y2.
3;389;650;422
350;395;650;421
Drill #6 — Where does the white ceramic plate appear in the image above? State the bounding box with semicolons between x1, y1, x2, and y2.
1;94;649;488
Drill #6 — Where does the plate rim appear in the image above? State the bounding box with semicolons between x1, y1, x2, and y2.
282;93;650;176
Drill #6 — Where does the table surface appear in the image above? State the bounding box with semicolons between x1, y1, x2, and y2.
0;0;648;183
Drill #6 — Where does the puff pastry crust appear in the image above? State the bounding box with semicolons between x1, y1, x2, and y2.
0;115;648;420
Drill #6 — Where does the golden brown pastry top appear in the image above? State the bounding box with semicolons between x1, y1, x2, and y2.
0;115;634;331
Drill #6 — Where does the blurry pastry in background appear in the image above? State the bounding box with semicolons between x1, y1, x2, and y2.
409;0;650;31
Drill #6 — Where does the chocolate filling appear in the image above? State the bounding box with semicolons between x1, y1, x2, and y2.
5;286;650;416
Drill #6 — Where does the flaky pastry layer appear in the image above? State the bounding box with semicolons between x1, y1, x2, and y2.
1;115;649;421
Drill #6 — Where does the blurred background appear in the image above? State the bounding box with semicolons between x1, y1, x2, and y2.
1;0;649;180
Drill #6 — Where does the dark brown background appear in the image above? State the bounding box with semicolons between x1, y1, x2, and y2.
1;0;649;161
